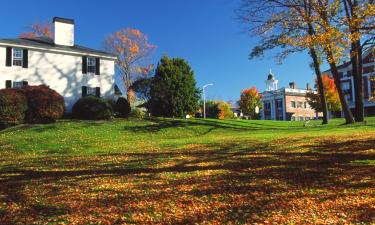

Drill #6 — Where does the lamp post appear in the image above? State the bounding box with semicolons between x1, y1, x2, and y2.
202;83;213;119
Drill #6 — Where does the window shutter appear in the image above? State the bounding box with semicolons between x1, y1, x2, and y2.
5;80;12;88
6;47;12;67
95;58;100;75
22;81;28;86
95;87;100;97
82;86;87;97
22;49;28;68
82;56;87;74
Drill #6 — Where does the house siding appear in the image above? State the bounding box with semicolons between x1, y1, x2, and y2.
0;45;115;112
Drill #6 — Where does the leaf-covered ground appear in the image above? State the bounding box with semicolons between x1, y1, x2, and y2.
0;118;374;224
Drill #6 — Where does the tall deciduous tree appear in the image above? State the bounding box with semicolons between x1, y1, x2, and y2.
237;0;330;124
19;22;53;39
149;56;201;117
238;87;262;119
104;29;156;99
341;0;375;122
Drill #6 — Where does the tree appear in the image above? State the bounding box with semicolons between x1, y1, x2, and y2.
340;0;375;122
130;77;153;101
104;29;156;99
237;0;330;124
19;21;53;39
306;74;341;114
204;100;234;120
149;56;201;117
238;87;262;119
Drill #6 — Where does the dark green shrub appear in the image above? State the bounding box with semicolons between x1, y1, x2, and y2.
0;89;27;129
72;96;113;120
114;97;131;118
21;85;65;123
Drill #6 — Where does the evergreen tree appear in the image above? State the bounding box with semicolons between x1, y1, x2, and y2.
149;56;201;117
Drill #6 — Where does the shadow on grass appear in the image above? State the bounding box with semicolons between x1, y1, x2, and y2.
0;137;374;223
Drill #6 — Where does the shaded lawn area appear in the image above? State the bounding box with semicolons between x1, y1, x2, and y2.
0;118;374;224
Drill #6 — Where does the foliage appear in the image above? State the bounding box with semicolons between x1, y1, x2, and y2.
238;87;262;119
114;97;131;118
205;100;234;120
21;85;65;123
149;56;201;117
129;108;147;119
72;96;113;120
306;74;342;112
0;118;375;224
0;89;27;128
19;21;53;39
130;77;152;101
104;28;156;97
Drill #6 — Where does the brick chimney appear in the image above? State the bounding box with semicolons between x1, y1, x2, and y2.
53;17;74;46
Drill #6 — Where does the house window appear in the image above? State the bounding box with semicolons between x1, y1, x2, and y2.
13;48;23;66
297;101;303;108
87;87;97;96
87;57;96;74
13;81;24;88
346;70;352;77
290;101;296;108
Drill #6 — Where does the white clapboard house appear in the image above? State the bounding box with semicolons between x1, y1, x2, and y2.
0;17;117;112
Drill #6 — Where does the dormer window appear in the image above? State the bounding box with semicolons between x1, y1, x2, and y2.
13;48;23;66
87;57;96;74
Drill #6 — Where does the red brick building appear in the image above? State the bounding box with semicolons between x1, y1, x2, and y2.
260;71;320;121
324;49;375;116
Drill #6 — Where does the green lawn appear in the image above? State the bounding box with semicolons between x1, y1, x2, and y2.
0;118;374;224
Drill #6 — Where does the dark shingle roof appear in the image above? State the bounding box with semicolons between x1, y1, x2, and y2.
0;37;117;58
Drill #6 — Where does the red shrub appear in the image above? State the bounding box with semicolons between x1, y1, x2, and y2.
21;85;65;123
0;89;28;128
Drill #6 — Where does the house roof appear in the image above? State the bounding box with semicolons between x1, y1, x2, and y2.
0;37;117;58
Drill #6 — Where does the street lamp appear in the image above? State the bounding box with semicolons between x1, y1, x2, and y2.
202;83;213;119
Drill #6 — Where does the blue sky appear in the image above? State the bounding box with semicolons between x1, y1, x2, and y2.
0;0;322;101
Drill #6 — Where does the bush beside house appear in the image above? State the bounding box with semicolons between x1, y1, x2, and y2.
22;85;65;123
0;85;65;129
0;89;28;129
72;96;113;120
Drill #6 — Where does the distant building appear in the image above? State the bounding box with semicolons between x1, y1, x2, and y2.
260;70;320;121
324;49;375;116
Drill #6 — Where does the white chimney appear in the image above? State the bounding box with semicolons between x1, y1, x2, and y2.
53;17;74;46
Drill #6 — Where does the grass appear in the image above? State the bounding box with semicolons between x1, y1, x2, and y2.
0;117;374;224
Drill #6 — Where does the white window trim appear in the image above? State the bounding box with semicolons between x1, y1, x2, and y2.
12;48;23;67
87;57;96;74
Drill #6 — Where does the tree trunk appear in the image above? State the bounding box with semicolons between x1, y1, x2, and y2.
343;0;364;122
310;48;329;124
326;49;355;124
351;41;364;122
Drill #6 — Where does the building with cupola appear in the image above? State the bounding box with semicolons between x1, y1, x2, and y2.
260;70;321;121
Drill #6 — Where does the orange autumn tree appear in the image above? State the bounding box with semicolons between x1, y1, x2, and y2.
104;29;156;100
307;74;342;113
238;87;262;119
19;22;53;39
